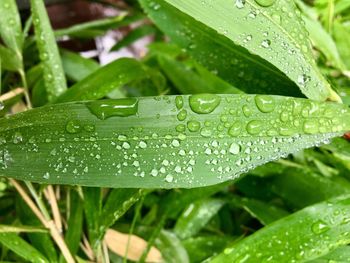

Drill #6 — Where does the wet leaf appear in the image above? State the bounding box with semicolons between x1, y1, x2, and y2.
0;233;49;263
212;195;350;262
174;198;225;239
31;0;67;101
140;0;301;97
0;94;349;188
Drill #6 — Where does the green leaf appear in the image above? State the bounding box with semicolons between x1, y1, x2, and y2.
310;246;350;263
270;168;350;209
333;20;350;70
140;0;301;97
60;49;99;82
16;196;58;262
0;0;23;54
30;0;67;101
212;195;350;262
1;94;349;188
54;14;141;39
235;197;289;225
182;236;234;263
157;55;242;94
155;230;189;263
174;198;225;239
0;233;49;263
55;58;148;103
98;189;144;241
0;45;22;72
61;190;83;257
110;25;156;51
82;187;102;246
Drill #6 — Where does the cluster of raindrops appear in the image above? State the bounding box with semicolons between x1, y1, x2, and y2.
231;0;318;98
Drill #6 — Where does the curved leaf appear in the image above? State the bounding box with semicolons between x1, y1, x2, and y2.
0;94;349;188
140;0;300;97
212;195;350;262
31;0;67;101
144;0;339;101
174;198;225;239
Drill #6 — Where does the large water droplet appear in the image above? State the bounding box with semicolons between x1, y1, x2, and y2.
177;109;187;121
187;120;201;132
175;96;184;110
311;220;329;234
87;98;138;120
200;127;212;137
255;95;275;113
255;0;275;7
246;120;263;135
189;94;221;114
66;120;81;134
228;121;242;137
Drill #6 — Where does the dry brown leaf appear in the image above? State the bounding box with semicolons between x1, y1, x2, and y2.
104;228;163;262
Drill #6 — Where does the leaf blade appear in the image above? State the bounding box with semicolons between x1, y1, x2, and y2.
30;0;67;101
212;195;350;262
146;0;339;101
0;94;349;188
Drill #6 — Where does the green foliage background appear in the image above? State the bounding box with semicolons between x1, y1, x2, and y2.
0;0;350;262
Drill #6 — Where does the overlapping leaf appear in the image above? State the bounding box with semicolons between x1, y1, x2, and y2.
147;0;339;101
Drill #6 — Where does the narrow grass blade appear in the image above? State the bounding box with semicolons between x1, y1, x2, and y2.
56;58;148;102
0;95;350;188
0;233;49;263
212;195;350;262
150;0;339;101
0;0;23;54
174;198;225;239
0;225;47;233
30;0;67;101
61;190;83;257
0;45;22;72
83;187;102;246
99;189;144;241
54;14;141;39
16;196;58;262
